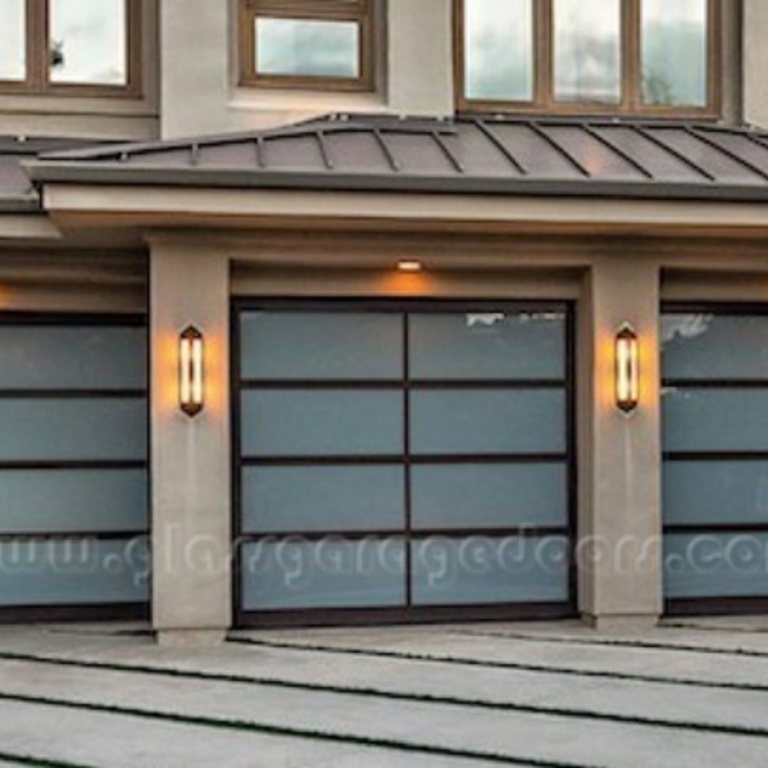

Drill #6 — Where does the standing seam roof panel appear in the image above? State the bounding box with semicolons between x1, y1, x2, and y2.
16;115;768;202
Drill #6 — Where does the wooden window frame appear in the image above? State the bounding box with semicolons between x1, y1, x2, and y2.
0;0;142;98
239;0;375;92
455;0;721;119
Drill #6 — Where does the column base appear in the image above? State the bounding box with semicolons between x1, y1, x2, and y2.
155;629;227;648
582;613;660;635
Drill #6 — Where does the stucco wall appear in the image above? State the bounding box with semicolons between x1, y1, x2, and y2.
0;0;756;142
149;238;232;643
743;0;768;128
159;0;747;139
0;250;147;312
160;0;454;139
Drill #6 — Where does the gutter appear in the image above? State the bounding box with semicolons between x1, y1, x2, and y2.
24;161;768;204
0;195;41;214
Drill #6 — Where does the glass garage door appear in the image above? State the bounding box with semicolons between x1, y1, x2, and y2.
234;301;575;627
0;315;149;622
663;307;768;615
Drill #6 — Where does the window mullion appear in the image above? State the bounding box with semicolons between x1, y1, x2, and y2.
25;0;46;89
707;0;721;116
537;0;553;109
240;4;257;85
125;0;140;94
625;0;641;112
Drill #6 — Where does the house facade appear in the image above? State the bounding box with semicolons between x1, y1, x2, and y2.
2;0;768;644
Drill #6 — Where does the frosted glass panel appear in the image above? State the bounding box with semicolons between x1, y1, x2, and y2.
411;535;570;606
0;0;25;81
663;389;768;453
642;0;707;107
662;314;768;380
0;399;147;462
256;18;359;78
409;311;565;380
410;390;565;455
665;533;768;598
554;0;621;103
0;538;149;606
464;0;534;101
241;539;406;610
0;326;146;389
240;312;402;380
664;461;768;527
0;470;147;534
411;463;568;530
242;465;405;533
49;0;127;85
241;390;402;457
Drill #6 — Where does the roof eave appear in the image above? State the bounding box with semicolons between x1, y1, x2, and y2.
0;195;41;214
25;162;768;204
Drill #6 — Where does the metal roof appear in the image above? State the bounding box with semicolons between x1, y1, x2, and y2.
0;136;113;213
20;115;768;202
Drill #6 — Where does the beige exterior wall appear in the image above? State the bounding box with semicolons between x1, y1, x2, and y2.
577;258;662;631
0;249;147;312
140;228;768;639
158;0;745;139
26;182;768;638
3;210;768;638
160;0;454;139
743;0;768;128
149;238;232;644
0;0;766;640
0;0;752;141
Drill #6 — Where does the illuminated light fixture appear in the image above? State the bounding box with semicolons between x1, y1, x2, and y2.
179;325;204;417
615;324;639;414
397;260;423;273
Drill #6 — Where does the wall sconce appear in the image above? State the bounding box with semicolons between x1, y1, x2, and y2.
615;325;639;413
397;260;423;273
179;325;204;417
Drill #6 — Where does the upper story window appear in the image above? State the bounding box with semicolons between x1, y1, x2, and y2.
0;0;140;95
457;0;719;117
239;0;374;90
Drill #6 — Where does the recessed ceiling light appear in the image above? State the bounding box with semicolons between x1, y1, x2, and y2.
397;260;423;273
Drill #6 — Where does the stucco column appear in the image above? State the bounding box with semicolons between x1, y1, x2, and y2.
577;256;663;632
149;237;231;646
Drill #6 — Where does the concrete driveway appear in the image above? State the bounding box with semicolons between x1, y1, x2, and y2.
0;618;767;767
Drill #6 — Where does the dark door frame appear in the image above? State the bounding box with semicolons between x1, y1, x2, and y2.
0;312;150;624
231;297;578;628
662;301;768;617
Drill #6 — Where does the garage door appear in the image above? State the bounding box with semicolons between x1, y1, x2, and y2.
663;306;768;615
234;301;575;627
0;314;149;622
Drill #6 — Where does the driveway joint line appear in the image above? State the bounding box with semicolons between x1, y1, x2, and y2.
0;691;606;768
452;629;768;659
2;649;768;739
228;637;768;694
